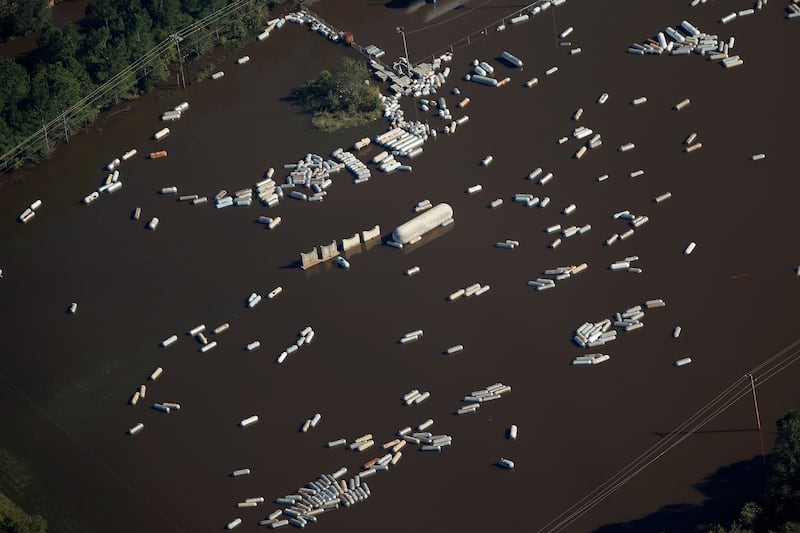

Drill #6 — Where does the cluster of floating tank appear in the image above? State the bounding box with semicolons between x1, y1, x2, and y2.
495;0;567;34
546;219;592;250
370;149;410;174
80;151;137;206
284;11;340;42
627;20;744;68
256;17;284;41
463;52;521;87
528;263;588;291
567;124;603;159
127;364;180;433
455;383;512;415
409;429;453;452
161;101;189;122
250;412;466;530
248;468;372;529
402;388;431;405
788;2;800;19
374;125;429;160
572;299;666;349
718;1;769;23
495;239;520;249
278;152;343;201
507;192;540;208
419;95;455;122
375;52;453;99
330;148;370;182
447;281;491;301
609;255;643;274
604;208;650;246
17;199;43;223
557;26;583;56
398;329;424;345
572;353;611;366
276;326;315;364
300;413;323;433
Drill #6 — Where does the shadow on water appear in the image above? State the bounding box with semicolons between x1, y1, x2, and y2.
591;456;768;533
386;0;426;8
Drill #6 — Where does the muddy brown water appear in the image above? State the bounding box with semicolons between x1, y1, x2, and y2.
1;1;799;532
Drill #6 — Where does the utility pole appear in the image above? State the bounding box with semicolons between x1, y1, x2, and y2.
173;34;186;89
42;119;50;155
747;374;762;430
63;113;69;143
396;26;410;74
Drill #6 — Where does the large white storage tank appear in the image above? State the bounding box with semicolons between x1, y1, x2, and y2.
392;203;454;244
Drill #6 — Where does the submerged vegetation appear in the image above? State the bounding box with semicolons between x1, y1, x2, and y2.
0;492;47;533
709;410;800;533
295;56;384;132
0;0;296;167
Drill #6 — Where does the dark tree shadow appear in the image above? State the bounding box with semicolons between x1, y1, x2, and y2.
591;455;768;533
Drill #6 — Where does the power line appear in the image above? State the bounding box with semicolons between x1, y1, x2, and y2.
537;337;800;533
1;0;258;173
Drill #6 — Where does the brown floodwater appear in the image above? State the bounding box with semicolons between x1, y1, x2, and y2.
1;1;799;533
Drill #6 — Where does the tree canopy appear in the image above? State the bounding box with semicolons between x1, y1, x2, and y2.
710;410;800;533
0;0;50;41
295;56;383;132
1;0;283;162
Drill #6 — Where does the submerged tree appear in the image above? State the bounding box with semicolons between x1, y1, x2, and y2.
0;0;50;41
295;56;383;132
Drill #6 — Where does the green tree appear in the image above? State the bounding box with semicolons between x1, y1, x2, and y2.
27;63;82;124
0;58;30;143
0;0;50;40
36;24;91;93
769;410;800;523
296;56;383;131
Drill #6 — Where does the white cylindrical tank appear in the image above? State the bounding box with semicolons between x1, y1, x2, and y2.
392;203;453;244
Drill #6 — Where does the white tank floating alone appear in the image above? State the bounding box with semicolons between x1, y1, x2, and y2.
392;203;454;245
501;51;524;67
684;242;697;255
128;422;144;436
508;425;518;440
674;357;692;367
240;415;259;427
497;458;515;469
160;335;178;347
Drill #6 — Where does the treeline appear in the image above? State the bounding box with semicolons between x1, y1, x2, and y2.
0;491;46;533
0;0;49;40
709;410;800;533
0;0;290;161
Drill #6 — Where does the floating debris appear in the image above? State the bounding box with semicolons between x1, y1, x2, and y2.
455;382;511;415
399;329;423;345
497;458;515;469
447;281;489;301
276;327;315;364
572;353;611;365
572;300;666;348
528;263;588;291
628;20;744;68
